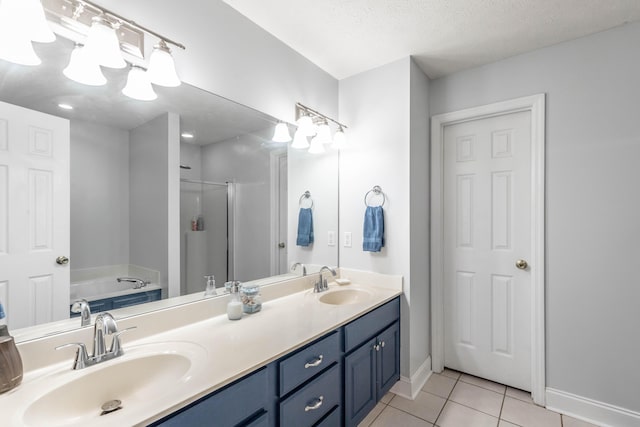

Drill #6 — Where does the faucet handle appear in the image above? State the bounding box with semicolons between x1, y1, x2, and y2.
109;326;137;356
56;342;89;370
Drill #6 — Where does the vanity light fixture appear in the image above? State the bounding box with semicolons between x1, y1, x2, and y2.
63;43;107;86
122;65;157;101
272;122;292;143
82;15;126;69
147;40;181;87
294;102;348;153
0;0;55;66
296;114;315;137
316;120;332;145
332;126;347;149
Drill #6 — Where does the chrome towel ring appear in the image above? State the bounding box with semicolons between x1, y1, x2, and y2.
299;190;314;209
364;185;386;207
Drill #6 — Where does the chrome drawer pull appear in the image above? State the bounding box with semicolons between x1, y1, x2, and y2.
304;355;323;369
304;396;324;412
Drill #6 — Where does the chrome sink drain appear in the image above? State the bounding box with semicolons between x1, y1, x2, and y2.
100;399;122;416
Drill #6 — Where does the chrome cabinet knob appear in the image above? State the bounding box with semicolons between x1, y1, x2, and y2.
515;259;528;270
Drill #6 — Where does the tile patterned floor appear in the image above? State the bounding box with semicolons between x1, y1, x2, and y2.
358;369;601;427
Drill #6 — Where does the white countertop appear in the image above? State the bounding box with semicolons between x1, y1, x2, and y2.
0;269;402;427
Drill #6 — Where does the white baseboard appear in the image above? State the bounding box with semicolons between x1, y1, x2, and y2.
390;356;431;400
546;388;640;427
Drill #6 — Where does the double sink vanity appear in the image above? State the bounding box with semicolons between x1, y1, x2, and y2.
0;269;402;427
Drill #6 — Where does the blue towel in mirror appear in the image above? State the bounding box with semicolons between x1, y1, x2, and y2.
363;206;384;252
296;208;314;246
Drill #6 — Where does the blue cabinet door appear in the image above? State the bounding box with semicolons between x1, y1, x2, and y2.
344;337;377;427
376;322;400;401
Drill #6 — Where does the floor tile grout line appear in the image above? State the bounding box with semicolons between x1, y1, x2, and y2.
365;402;387;427
497;381;507;426
433;375;459;426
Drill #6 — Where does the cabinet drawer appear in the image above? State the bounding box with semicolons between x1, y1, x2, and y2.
280;364;341;427
344;298;399;353
314;404;341;427
154;367;268;426
279;331;340;396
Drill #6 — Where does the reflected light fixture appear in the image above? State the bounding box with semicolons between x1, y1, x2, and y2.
83;15;126;69
0;0;55;66
308;135;326;154
332;126;347;149
63;43;107;86
122;65;157;101
291;129;310;149
24;0;56;43
272;122;292;143
147;40;181;87
181;132;195;139
57;103;74;110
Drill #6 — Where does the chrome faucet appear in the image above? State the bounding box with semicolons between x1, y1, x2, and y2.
56;312;136;370
117;277;150;289
71;299;91;327
291;262;307;276
314;266;337;293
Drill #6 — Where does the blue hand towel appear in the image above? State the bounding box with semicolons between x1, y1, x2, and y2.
296;208;314;247
363;205;384;252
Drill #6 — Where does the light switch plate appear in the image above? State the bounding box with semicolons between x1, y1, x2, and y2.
344;232;352;247
327;231;336;246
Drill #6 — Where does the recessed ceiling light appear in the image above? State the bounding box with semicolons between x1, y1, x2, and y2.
58;103;74;110
181;132;194;139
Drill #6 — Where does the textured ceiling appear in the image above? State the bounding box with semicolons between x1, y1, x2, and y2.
223;0;640;79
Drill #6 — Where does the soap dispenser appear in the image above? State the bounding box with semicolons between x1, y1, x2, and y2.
204;275;216;297
0;303;23;394
227;281;243;320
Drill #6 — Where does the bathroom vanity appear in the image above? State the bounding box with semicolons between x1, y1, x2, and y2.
153;297;400;427
0;270;402;427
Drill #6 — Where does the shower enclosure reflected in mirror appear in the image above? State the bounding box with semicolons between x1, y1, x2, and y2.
0;36;339;341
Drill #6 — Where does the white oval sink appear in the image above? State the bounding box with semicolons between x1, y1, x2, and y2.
319;288;373;305
23;342;206;427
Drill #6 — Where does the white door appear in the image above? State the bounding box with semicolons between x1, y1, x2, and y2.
443;111;532;391
0;100;70;329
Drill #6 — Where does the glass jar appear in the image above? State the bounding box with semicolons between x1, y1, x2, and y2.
241;285;262;314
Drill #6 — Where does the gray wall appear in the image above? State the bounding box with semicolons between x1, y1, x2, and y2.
430;22;640;412
339;57;431;380
129;113;179;290
98;0;338;123
70;119;130;269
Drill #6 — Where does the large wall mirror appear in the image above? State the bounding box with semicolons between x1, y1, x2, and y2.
0;37;339;342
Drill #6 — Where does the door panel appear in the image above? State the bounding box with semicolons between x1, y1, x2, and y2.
443;111;531;391
0;100;70;329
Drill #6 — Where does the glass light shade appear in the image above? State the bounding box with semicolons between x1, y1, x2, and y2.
317;122;332;144
24;0;55;43
63;44;106;86
272;123;292;143
83;16;126;69
296;114;316;137
308;135;325;154
332;128;347;149
291;129;310;149
0;0;41;65
122;66;157;101
147;42;181;87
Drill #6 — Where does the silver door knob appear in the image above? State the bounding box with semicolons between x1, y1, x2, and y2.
515;259;528;270
278;242;285;249
56;256;69;265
